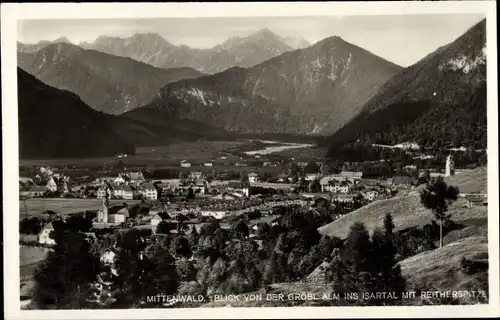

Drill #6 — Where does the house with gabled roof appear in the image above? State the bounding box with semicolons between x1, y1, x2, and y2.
37;222;56;245
150;212;172;230
465;194;487;207
139;183;157;200
46;177;58;192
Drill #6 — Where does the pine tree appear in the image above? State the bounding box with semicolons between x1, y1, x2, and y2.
331;222;374;304
383;213;395;236
420;177;459;247
371;228;406;305
33;232;100;309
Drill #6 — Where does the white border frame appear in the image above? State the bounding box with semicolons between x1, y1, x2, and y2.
2;2;498;319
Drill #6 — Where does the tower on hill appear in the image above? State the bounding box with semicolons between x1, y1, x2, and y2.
445;154;455;177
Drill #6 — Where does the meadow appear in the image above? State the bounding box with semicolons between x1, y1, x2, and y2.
18;141;252;167
19;198;141;217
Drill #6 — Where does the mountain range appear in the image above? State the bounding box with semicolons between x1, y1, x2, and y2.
17;43;203;114
78;28;298;74
17;36;72;54
17;19;487;158
126;36;401;135
327;18;487;155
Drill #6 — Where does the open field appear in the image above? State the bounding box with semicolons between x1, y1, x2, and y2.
20;246;48;308
19;198;141;217
399;236;488;304
274;146;329;161
19;139;326;170
20;245;48;267
18;141;249;167
446;167;487;194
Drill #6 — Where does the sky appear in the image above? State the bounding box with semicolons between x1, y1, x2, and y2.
18;14;485;67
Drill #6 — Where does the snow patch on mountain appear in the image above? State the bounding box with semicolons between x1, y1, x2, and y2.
444;46;486;74
187;88;207;105
310;122;327;134
312;57;323;69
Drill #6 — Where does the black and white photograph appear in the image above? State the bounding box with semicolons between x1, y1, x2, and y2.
2;2;499;319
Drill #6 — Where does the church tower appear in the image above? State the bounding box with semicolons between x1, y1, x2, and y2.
98;191;109;223
445;154;455;177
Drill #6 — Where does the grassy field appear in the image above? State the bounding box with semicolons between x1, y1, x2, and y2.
399;236;488;304
19;198;141;217
275;146;328;161
20;246;48;307
318;167;488;239
18;141;250;167
446;167;487;194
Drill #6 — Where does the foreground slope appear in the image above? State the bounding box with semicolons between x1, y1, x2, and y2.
18;43;204;114
399;236;488;304
18;68;135;158
130;36;401;135
328;18;486;154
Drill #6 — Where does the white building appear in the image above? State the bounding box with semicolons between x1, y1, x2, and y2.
140;183;158;200
201;209;229;220
97;187;108;199
121;185;134;200
305;173;321;181
323;182;350;194
362;190;379;201
113;187;124;199
248;173;260;183
37;222;56;245
188;172;203;179
114;174;126;185
46;177;58;192
180;160;192;168
340;171;363;180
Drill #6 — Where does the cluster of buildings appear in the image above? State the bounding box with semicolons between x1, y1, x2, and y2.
19;171;72;197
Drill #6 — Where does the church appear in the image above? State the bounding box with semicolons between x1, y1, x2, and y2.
97;189;130;224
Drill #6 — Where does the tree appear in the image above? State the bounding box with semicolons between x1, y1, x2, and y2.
187;187;195;199
113;230;179;307
308;179;322;193
371;228;406;304
383;213;395;236
156;221;174;235
19;217;42;235
419;177;459;247
188;225;200;248
239;172;249;183
169;236;192;258
142;248;180;307
230;220;249;240
304;161;320;174
33;232;100;309
330;222;375;304
256;222;271;239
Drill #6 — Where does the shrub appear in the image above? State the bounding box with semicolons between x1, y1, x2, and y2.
460;257;488;275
